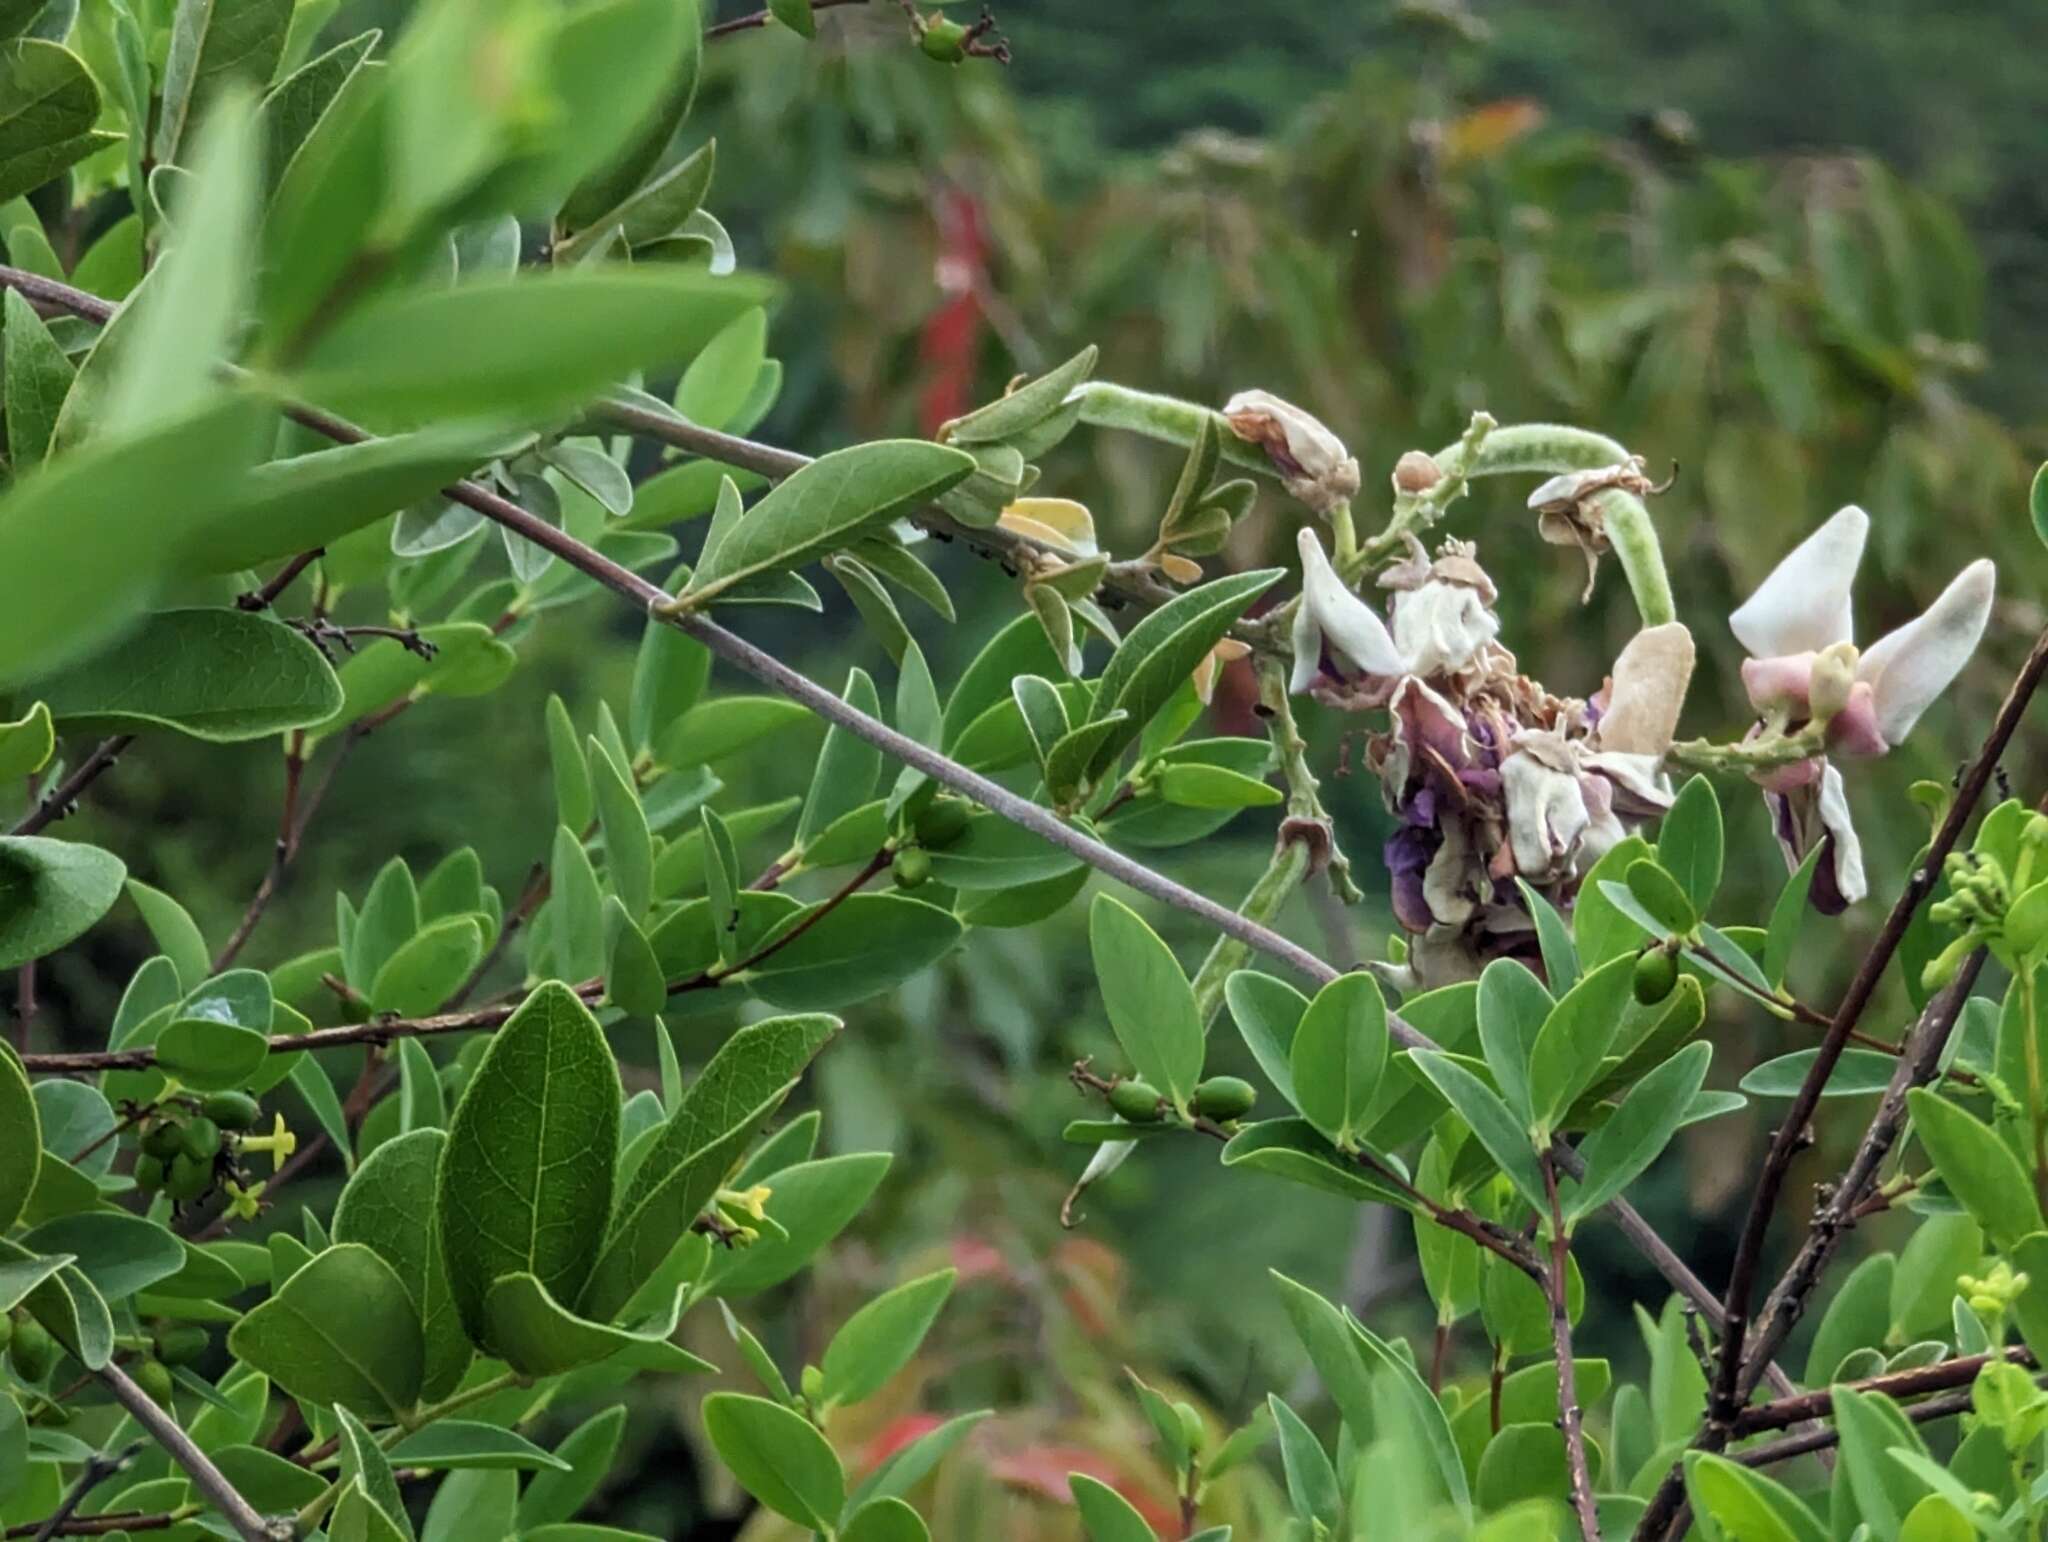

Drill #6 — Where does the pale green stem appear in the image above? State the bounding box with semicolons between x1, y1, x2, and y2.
1190;838;1315;1029
1256;656;1361;905
1666;720;1828;776
1069;382;1272;474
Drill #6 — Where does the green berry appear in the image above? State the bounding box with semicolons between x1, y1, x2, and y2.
1191;1076;1257;1122
141;1119;185;1161
153;1324;209;1367
913;797;971;848
201;1091;261;1131
10;1318;54;1381
891;847;932;889
167;1152;212;1203
133;1153;167;1194
179;1117;222;1163
1633;948;1678;1006
918;15;971;62
1107;1080;1165;1123
134;1358;175;1406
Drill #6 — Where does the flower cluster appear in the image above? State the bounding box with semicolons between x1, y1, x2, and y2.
1290;526;1695;986
1729;505;1995;911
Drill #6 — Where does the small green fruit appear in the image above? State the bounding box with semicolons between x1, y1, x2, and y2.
913;797;971;848
1191;1076;1256;1121
201;1091;262;1131
179;1117;222;1162
891;847;932;889
141;1119;185;1160
133;1153;167;1193
167;1152;213;1203
135;1358;176;1406
1633;948;1678;1005
1107;1080;1165;1123
153;1324;209;1366
918;15;971;62
10;1318;54;1381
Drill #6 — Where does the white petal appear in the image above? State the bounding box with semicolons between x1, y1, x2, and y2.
1816;763;1867;906
1503;751;1588;878
1297;528;1405;676
1729;505;1867;658
1289;590;1323;694
1855;558;1995;744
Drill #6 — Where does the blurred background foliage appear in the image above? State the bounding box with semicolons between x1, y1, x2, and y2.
21;0;2048;1533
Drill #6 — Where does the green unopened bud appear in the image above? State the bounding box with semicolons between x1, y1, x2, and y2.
134;1358;175;1406
1392;450;1443;495
800;1364;824;1404
10;1318;53;1381
1633;947;1678;1005
201;1091;261;1131
1807;643;1858;722
153;1323;210;1366
1191;1076;1256;1121
918;14;971;61
1921;933;1978;994
1107;1079;1165;1123
891;847;932;889
133;1153;167;1194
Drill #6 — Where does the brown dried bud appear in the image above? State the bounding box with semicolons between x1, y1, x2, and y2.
1392;450;1443;494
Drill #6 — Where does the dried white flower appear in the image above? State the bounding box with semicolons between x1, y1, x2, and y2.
1223;390;1361;517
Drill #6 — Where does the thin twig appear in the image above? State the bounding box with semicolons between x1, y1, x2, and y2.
703;0;871;39
1732;1345;2029;1436
10;735;134;836
95;1361;285;1541
1542;1156;1600;1542
24;1440;143;1541
236;550;322;612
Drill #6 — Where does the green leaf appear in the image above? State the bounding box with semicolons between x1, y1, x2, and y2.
1804;1252;1894;1385
846;1409;991;1515
1906;1087;2044;1248
1068;1474;1159;1542
820;1268;956;1408
1089;893;1204;1112
0;1250;70;1315
797;670;884;854
545;695;594;832
516;1406;628;1531
0;701;53;782
336;1404;415;1541
258;27;378;191
700;1151;892;1299
603;898;666;1019
843;1497;932;1542
1409;1051;1547;1214
155;0;290;165
672;304;765;430
1288;972;1388;1150
1270;1395;1341;1529
0;835;126;969
437;983;621;1351
2032;462;2048;552
687;441;975;603
226;1242;423;1419
1763;844;1824;989
1572;835;1653;968
1475;958;1552;1130
628;621;710;757
942;346;1097;445
1156;762;1282;810
122;880;209;993
581;1013;836;1322
657;695;812;768
288;268;773;424
0;41;118;206
1738;1047;1898;1099
589;739;654;921
768;0;815;37
333;1128;471;1403
744;893;963;1011
479;1270;698;1377
349;858;419;990
1526;953;1636;1135
2;287;70;469
1659;776;1724;913
35;608;342;742
369;916;483;1018
701;1392;845;1532
1224;969;1306;1109
1513;880;1579;995
1832;1385;1934;1537
0;1046;39;1232
1218;1118;1416;1209
1563;1042;1711;1226
549;826;606;983
922;814;1082;890
1889;1212;1981;1344
1623;860;1697;936
1081;568;1281;780
385;1421;568;1473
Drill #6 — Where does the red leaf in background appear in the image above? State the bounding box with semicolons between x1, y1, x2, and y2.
918;186;988;436
949;1233;1009;1284
860;1413;944;1476
989;1443;1180;1533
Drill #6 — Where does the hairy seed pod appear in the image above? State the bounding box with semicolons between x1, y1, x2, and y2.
1107;1080;1165;1123
1633;948;1679;1005
1191;1075;1257;1121
201;1091;262;1131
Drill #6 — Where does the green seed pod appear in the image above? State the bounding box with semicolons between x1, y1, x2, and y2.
1191;1076;1257;1121
913;797;972;848
891;847;932;889
201;1091;262;1131
1633;948;1678;1005
918;14;971;62
179;1117;222;1163
153;1323;209;1367
133;1153;167;1194
10;1318;54;1381
141;1119;186;1161
1107;1080;1165;1123
135;1357;176;1406
167;1152;213;1203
